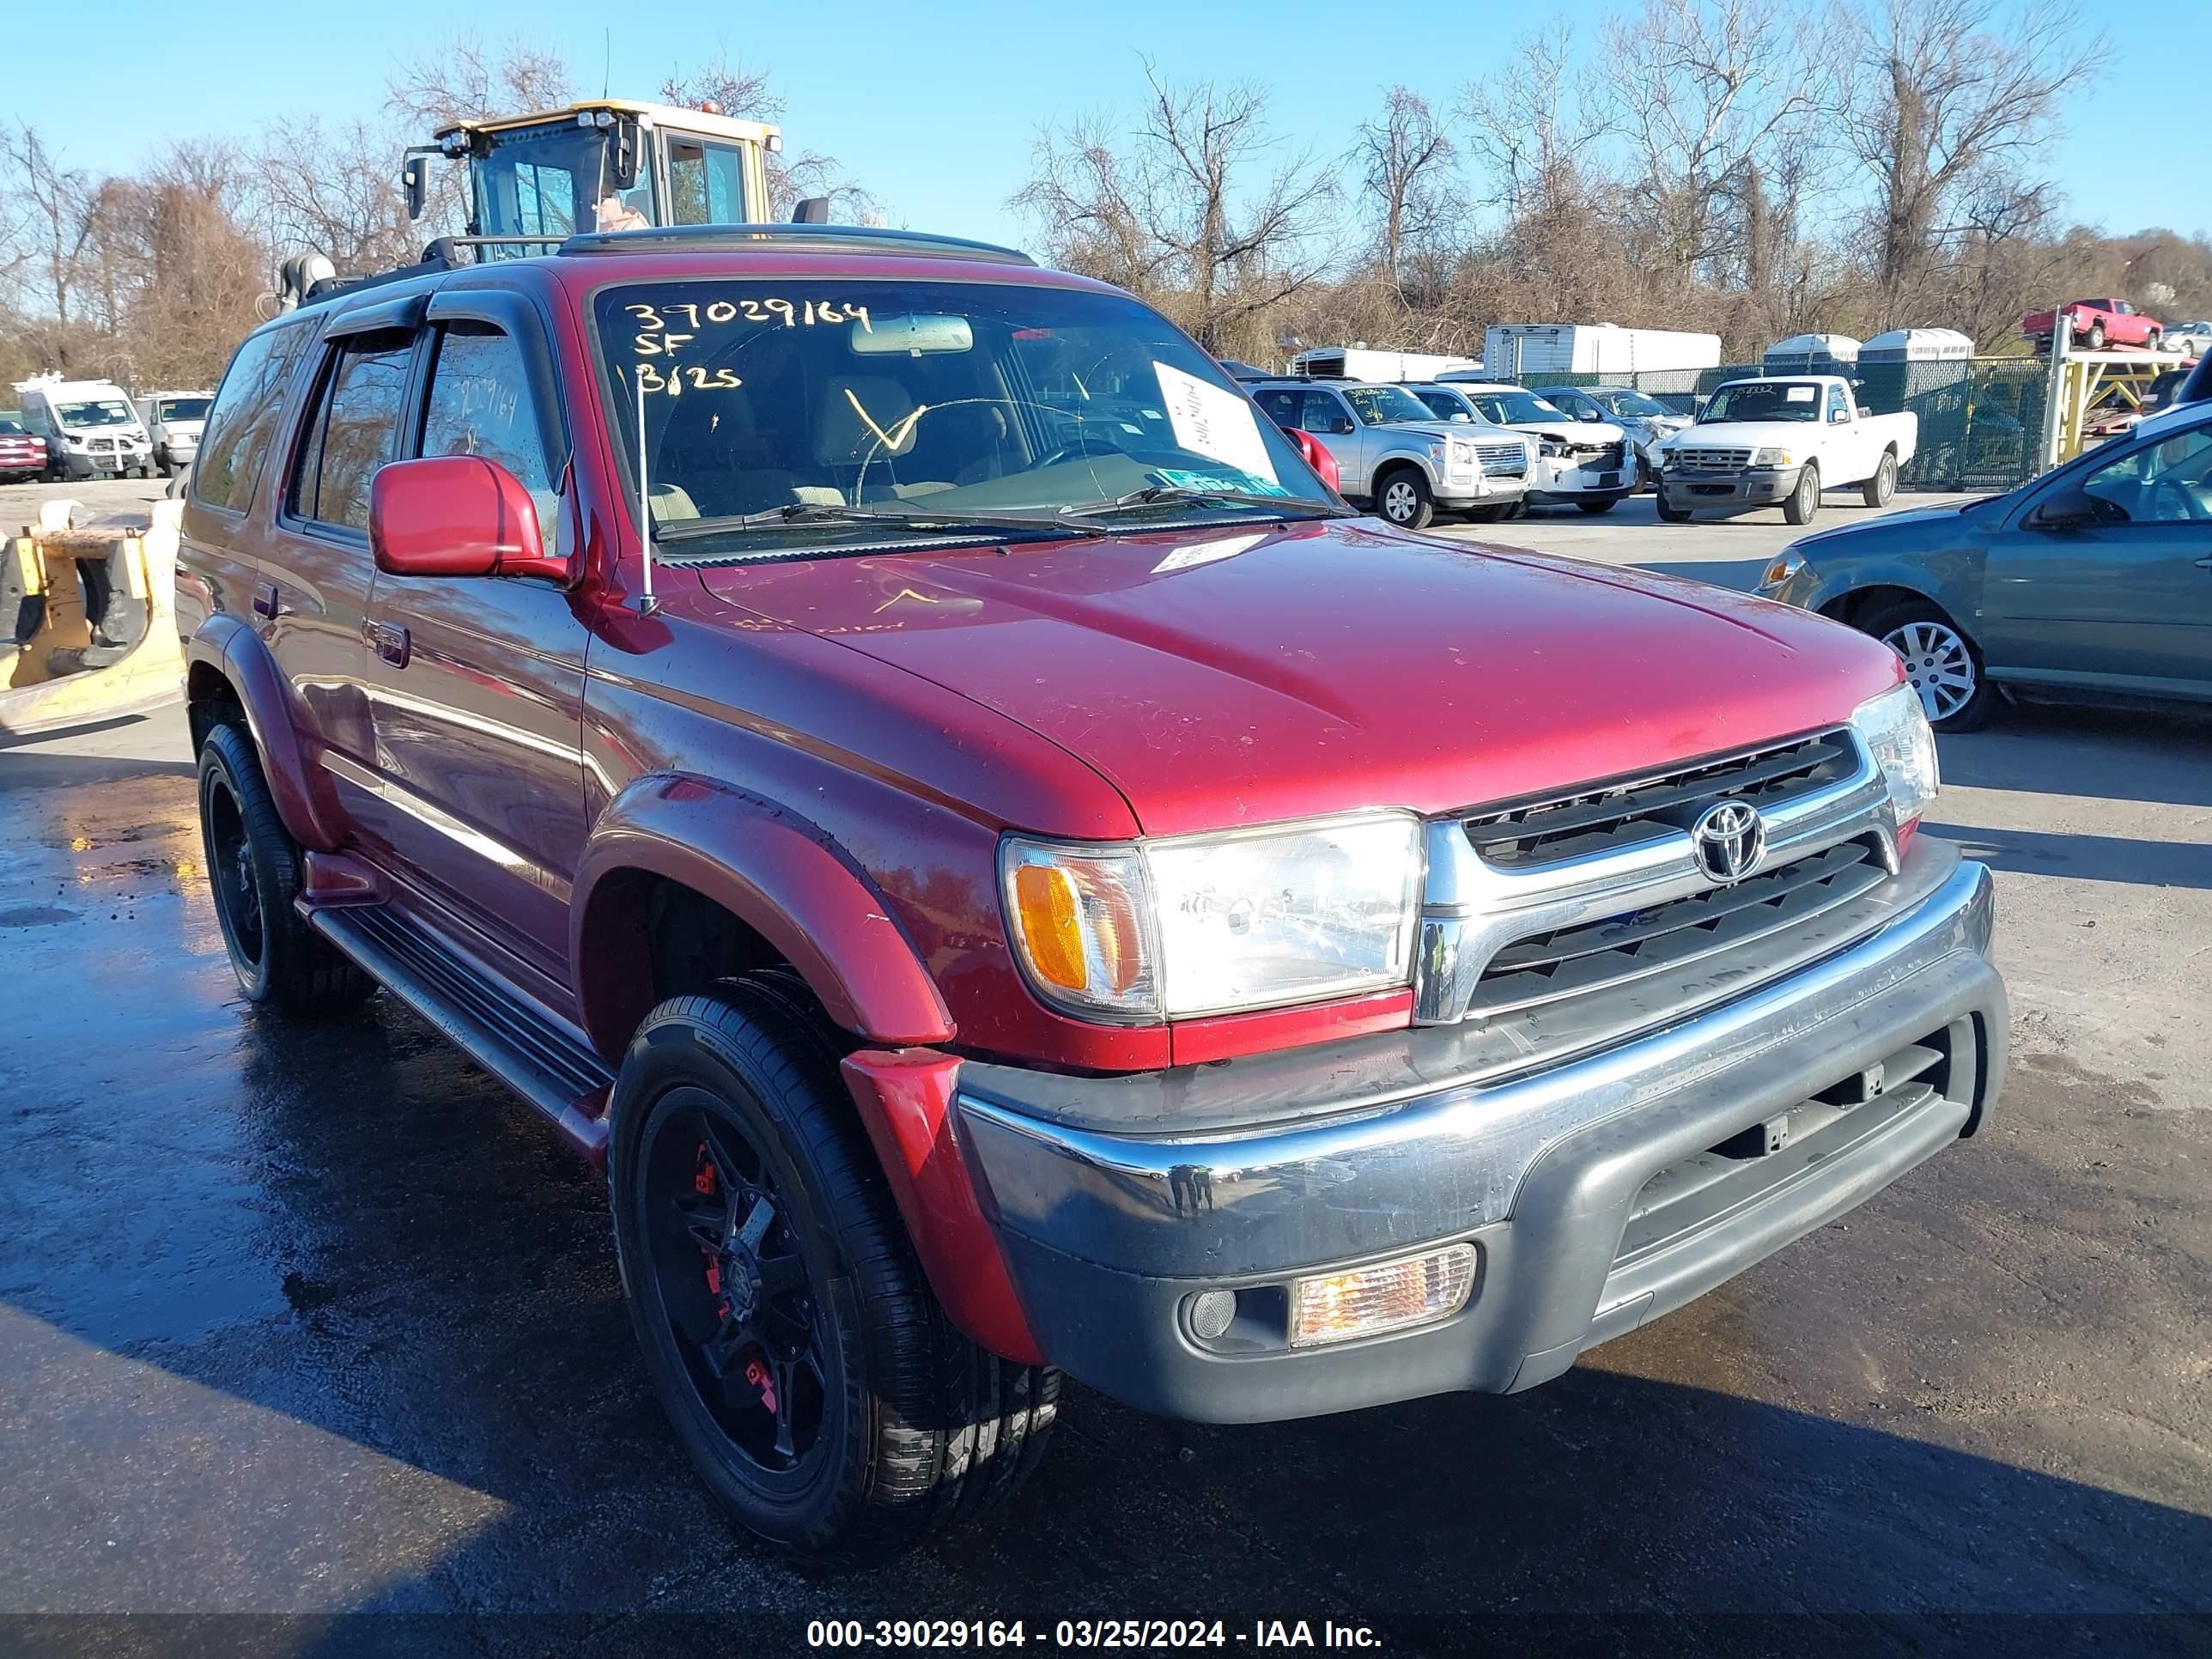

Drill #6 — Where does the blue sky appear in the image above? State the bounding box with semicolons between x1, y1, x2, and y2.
12;0;2197;253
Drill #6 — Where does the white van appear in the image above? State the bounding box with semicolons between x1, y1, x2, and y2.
135;390;214;477
14;376;155;480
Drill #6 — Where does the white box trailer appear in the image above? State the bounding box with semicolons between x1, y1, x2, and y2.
1482;324;1721;379
1289;347;1481;382
1763;333;1863;374
1860;328;1972;364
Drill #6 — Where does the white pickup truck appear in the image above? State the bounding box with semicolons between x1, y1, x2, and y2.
1651;375;1916;526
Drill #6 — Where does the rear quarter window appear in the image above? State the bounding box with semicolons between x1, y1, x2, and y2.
192;322;316;514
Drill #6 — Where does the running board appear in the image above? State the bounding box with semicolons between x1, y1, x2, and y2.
305;903;613;1158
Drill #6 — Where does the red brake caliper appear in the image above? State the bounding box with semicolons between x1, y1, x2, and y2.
698;1142;776;1415
696;1146;730;1321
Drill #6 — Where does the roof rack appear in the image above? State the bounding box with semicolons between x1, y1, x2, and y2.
556;222;1036;266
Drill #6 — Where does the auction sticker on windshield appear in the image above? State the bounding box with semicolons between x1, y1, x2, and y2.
1151;467;1291;497
1153;362;1279;484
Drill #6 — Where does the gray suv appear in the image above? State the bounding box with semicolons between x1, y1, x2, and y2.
1252;380;1531;528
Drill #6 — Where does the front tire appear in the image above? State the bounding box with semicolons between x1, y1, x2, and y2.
1863;598;1996;732
1862;450;1898;507
1375;468;1435;530
609;981;1058;1567
1783;463;1821;526
196;721;374;1014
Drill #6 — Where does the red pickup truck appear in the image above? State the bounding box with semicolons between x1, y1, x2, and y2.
2021;297;2164;352
176;224;2004;1565
0;416;49;482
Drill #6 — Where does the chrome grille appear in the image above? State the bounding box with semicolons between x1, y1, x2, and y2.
1465;840;1887;1019
1413;728;1898;1029
1466;731;1853;867
1671;447;1752;471
1475;442;1527;476
1568;442;1626;467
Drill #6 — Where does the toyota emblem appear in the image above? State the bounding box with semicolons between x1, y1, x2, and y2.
1692;800;1765;884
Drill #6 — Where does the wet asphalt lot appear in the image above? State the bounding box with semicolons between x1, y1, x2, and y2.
1;482;2209;1655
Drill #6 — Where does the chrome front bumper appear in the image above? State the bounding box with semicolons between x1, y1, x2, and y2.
955;838;2002;1422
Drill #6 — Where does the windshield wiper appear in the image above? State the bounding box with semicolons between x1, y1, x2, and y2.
1059;484;1354;520
653;501;1107;545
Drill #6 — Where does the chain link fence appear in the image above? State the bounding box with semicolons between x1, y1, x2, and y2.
1519;358;2053;493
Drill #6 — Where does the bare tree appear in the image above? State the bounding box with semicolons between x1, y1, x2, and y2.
3;125;97;331
1836;0;2083;323
660;54;877;221
1599;0;1829;285
1459;30;1605;222
248;117;418;276
387;33;572;135
1013;66;1339;353
1355;88;1458;297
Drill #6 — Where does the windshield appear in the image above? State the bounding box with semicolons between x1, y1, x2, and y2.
156;397;211;422
596;278;1334;558
1464;389;1567;425
56;400;136;428
1344;384;1437;426
1591;388;1672;418
472;124;646;253
1702;381;1821;422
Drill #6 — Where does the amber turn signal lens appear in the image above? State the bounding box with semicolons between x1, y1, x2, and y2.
1012;862;1086;992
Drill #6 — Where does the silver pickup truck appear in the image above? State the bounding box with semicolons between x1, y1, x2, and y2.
1252;379;1533;528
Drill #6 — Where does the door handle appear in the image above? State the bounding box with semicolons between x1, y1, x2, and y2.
252;580;280;619
368;620;410;668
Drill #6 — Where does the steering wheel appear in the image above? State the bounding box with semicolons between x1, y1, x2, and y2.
2149;475;2212;521
1032;433;1130;469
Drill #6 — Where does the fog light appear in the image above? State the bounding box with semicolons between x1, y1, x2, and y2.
1188;1289;1237;1340
1289;1244;1475;1349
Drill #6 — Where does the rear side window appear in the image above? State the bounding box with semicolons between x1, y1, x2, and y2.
193;322;314;513
289;331;417;532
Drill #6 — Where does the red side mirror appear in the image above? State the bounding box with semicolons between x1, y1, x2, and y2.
369;455;572;584
1287;427;1342;495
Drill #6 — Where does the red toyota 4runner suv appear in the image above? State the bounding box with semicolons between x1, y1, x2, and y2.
177;225;2005;1565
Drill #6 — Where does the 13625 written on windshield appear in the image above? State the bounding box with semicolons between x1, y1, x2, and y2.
625;299;875;397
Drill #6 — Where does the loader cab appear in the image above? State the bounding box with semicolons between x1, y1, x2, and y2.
410;100;781;257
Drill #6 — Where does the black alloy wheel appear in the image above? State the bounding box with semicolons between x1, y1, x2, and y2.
643;1091;832;1484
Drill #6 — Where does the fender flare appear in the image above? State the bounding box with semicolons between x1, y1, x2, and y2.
570;773;955;1059
187;612;344;851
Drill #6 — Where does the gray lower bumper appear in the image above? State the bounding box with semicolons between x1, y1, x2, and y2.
956;842;2002;1422
1662;467;1799;508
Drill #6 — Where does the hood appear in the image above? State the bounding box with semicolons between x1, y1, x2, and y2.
1509;420;1626;446
1796;498;1984;552
694;518;1899;838
1383;419;1507;445
1661;421;1821;450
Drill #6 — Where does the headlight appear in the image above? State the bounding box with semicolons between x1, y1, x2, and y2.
1448;439;1479;468
1850;683;1940;824
1001;813;1424;1020
1540;440;1569;458
1753;447;1796;467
